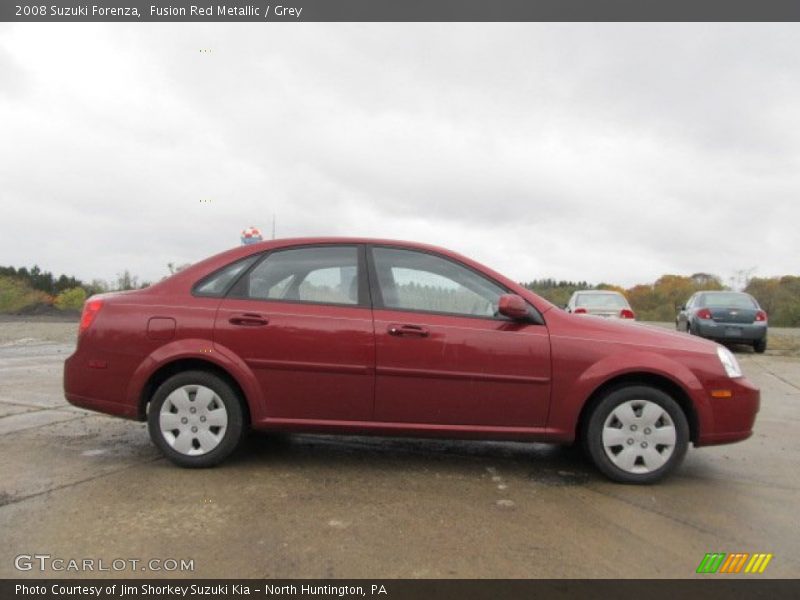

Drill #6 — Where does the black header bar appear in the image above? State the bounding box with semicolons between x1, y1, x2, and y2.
4;0;800;23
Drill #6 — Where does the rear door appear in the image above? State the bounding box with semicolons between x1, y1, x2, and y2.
213;244;375;423
368;246;551;427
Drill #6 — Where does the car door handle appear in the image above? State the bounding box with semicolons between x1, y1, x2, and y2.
388;324;429;338
229;313;269;327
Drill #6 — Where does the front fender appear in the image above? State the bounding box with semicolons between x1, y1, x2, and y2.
125;338;264;421
548;348;713;442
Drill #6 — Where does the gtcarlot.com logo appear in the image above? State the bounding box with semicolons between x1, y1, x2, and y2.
14;554;195;573
696;552;773;574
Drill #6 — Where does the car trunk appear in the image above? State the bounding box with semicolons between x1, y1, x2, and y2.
710;307;757;324
586;308;622;318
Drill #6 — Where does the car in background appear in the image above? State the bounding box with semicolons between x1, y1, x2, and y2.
565;290;635;320
64;238;760;484
676;291;767;353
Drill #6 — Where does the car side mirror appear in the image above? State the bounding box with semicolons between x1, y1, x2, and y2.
499;294;529;320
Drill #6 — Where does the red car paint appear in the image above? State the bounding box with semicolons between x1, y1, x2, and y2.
64;238;759;447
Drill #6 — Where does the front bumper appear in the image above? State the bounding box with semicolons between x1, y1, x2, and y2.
695;376;760;446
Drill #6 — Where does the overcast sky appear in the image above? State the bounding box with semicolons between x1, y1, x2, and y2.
1;23;798;288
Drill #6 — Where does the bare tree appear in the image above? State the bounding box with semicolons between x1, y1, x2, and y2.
115;270;139;291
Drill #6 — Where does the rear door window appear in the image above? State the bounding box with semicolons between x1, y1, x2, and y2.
234;246;362;306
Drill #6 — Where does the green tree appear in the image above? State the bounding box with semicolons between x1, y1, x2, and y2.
625;274;726;321
0;276;52;313
521;279;592;308
745;276;800;326
54;287;87;311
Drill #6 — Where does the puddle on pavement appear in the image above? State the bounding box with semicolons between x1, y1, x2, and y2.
528;468;592;487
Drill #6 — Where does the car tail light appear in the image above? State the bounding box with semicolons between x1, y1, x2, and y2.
755;310;767;322
696;308;712;320
620;308;635;319
574;308;587;314
79;299;103;335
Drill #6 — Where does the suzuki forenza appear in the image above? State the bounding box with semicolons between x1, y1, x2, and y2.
64;238;760;483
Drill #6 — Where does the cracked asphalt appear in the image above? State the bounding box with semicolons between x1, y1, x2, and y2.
1;320;798;578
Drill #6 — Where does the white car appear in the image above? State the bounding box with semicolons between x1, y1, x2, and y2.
565;290;635;320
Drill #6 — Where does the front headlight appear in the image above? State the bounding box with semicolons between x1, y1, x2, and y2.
717;346;742;379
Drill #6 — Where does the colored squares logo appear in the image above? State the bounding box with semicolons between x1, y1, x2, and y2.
697;553;773;574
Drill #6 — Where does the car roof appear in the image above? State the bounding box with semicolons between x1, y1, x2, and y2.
229;237;501;269
235;236;463;254
151;237;558;315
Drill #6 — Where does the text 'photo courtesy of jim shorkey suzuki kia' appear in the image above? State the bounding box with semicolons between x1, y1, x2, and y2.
63;238;760;484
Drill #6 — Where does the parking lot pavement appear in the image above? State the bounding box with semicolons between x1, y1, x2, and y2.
1;324;799;578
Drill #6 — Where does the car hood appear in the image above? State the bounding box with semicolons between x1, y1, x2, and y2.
555;312;719;354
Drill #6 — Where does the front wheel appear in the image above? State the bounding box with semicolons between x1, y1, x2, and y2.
584;386;689;484
148;370;246;468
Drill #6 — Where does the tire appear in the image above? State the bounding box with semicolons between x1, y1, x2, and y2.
753;338;767;354
147;370;246;468
584;385;689;484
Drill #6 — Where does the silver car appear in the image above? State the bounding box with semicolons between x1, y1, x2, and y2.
565;290;635;320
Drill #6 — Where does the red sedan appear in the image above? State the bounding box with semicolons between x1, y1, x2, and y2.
64;238;759;483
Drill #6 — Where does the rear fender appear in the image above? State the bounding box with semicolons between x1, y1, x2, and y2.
125;338;263;421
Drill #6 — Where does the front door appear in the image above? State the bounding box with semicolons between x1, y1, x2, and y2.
214;244;375;423
369;246;551;428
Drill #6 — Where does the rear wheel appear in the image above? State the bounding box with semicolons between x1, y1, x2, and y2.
754;338;767;354
148;370;246;467
584;386;689;484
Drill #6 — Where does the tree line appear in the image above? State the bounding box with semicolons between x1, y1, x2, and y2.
1;263;799;326
0;265;151;312
523;273;800;326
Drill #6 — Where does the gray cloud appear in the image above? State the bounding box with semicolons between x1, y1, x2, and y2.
0;23;798;287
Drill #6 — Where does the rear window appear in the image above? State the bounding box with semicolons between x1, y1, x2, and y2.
193;255;259;297
699;293;757;309
576;293;628;309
